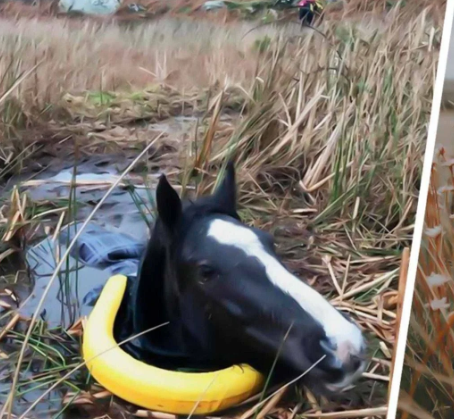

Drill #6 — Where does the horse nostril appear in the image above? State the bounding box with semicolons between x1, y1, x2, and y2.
350;355;363;371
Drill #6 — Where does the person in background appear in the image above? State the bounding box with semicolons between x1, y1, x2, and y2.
297;0;324;25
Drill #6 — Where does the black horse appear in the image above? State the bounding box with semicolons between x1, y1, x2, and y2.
115;161;366;395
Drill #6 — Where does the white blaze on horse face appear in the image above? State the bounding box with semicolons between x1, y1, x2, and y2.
207;218;364;368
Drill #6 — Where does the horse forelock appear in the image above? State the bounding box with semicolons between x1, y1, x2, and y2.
185;195;240;221
159;195;241;244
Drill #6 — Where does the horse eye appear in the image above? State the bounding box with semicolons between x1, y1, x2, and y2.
198;264;218;283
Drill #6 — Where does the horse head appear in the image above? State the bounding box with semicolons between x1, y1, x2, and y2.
130;161;367;394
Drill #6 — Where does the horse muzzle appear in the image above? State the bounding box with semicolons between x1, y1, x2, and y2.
324;360;366;392
320;339;367;392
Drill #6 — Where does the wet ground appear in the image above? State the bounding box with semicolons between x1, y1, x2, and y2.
0;117;201;417
1;117;200;327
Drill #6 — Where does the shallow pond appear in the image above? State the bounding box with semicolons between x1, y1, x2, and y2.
0;117;199;417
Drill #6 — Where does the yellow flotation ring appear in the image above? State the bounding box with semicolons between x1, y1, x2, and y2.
82;274;265;414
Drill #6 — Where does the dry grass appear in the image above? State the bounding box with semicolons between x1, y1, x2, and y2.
0;2;445;419
397;145;454;419
0;17;300;93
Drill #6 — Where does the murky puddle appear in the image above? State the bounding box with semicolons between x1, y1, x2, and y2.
0;160;157;417
0;117;198;417
3;117;200;323
11;154;159;327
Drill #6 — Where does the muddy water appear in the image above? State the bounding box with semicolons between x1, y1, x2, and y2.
21;164;160;328
2;117;197;328
0;118;196;418
0;117;198;417
11;163;156;327
8;157;155;326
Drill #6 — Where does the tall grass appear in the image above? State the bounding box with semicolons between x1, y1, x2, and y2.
398;143;454;419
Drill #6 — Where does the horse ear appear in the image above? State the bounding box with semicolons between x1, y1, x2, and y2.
156;174;182;232
213;160;237;213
